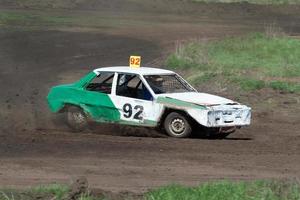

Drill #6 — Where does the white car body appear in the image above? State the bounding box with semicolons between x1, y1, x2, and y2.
92;66;251;128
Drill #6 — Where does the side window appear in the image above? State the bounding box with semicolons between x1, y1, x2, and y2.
86;72;114;94
116;73;153;101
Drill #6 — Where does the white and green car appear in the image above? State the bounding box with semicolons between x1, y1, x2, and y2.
47;66;251;138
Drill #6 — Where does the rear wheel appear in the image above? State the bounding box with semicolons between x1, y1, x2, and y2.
164;112;192;138
66;106;88;132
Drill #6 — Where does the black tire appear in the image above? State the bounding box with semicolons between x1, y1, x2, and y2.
66;106;88;132
164;112;192;138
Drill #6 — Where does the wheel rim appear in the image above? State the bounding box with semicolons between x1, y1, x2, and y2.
71;111;86;124
169;118;185;135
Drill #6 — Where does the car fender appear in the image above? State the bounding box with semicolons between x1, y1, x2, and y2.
156;96;207;124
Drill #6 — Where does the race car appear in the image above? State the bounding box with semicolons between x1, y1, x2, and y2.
47;66;251;138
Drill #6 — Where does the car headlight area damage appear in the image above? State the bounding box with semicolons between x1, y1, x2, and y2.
206;104;251;127
47;65;251;138
185;103;252;128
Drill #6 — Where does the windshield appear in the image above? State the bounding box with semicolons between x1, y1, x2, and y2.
144;74;195;94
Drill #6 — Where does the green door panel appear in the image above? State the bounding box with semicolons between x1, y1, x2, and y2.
47;72;120;122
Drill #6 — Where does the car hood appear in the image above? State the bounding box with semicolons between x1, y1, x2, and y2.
157;92;235;106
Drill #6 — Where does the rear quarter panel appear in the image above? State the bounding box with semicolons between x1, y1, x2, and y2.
47;71;120;122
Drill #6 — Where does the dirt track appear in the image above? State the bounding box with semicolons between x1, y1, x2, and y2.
0;0;300;193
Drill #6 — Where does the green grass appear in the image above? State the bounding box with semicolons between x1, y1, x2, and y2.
166;33;300;93
0;181;300;200
30;184;69;200
0;11;73;27
0;184;105;200
0;10;155;30
269;81;300;93
6;0;300;7
146;181;300;200
0;184;69;200
233;78;266;91
12;0;88;9
191;0;300;4
0;10;111;29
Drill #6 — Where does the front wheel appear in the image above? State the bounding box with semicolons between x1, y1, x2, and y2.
164;112;192;138
66;106;88;132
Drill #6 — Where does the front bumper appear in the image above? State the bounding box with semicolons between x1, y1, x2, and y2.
206;104;251;127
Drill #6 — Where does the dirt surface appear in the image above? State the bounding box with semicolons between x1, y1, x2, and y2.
0;0;300;194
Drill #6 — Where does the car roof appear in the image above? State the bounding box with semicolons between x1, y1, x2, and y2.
93;66;175;76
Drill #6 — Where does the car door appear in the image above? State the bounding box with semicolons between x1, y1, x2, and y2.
111;73;163;127
82;71;120;122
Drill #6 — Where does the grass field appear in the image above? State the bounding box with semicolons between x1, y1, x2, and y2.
192;0;300;4
3;0;88;9
0;181;299;200
0;11;73;26
146;181;300;200
0;10;113;28
0;10;158;30
166;32;300;93
5;0;300;7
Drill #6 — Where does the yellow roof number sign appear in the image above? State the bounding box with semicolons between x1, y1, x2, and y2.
129;56;141;68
